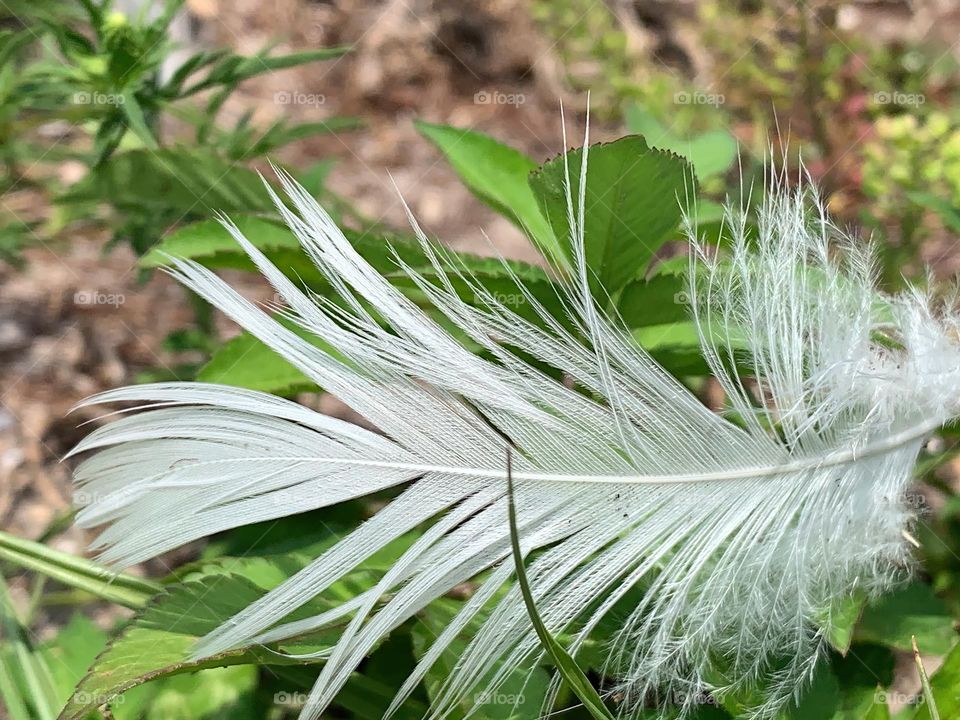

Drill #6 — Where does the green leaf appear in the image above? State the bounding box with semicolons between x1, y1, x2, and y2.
631;322;711;376
126;665;258;720
333;632;426;719
618;273;690;329
39;615;109;711
140;215;425;287
0;530;159;608
819;591;868;655
120;92;158;149
60;148;276;217
140;215;302;267
624;106;737;181
863;698;891;720
828;643;895;720
912;641;959;720
506;451;615;720
529;136;693;295
161;48;230;98
59;554;373;720
197;317;329;394
415;121;560;260
855;583;957;655
782;661;840;719
912;637;941;720
412;597;550;719
180;47;350;97
243;118;363;157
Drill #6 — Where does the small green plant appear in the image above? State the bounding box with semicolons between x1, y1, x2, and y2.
1;0;358;261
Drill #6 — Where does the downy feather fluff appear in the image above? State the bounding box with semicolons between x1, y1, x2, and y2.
69;137;960;718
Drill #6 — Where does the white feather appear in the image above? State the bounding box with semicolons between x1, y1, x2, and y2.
69;142;960;718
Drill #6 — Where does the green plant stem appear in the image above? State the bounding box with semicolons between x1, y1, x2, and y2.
912;636;941;720
0;530;159;609
506;449;616;720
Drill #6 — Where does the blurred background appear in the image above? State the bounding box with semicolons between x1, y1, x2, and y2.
2;0;960;715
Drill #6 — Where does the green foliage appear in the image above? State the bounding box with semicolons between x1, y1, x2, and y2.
1;0;356;263
410;598;552;720
624;106;737;184
5;0;349;166
416;121;560;260
529;135;692;295
914;643;957;720
855;583;957;656
197;319;330;395
0;530;159;608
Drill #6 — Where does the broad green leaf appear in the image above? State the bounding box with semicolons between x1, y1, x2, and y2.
717;644;893;720
333;656;427;720
59;559;370;720
506;452;616;720
633;322;711;375
827;643;895;720
140;215;300;267
416;121;560;260
618;274;690;329
200;507;366;561
141;215;427;285
197;317;328;394
127;665;258;720
529;136;693;295
863;699;891;720
782;661;840;720
855;583;957;655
